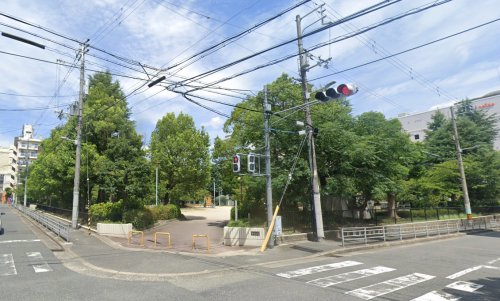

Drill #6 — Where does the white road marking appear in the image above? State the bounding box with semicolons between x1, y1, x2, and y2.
0;239;41;244
307;266;395;288
446;266;483;279
0;254;17;276
482;265;500;270
276;261;362;278
410;291;460;301
346;273;435;300
487;258;500;264
446;281;483;293
26;252;53;273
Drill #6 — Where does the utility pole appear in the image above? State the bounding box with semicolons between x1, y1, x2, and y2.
71;42;87;229
23;139;30;207
213;181;216;207
296;13;325;241
450;107;472;220
155;161;159;206
263;85;274;247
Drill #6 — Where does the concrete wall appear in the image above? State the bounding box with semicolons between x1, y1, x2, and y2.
223;227;265;246
97;223;132;238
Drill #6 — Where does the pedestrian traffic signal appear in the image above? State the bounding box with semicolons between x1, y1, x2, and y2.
247;153;256;173
232;155;241;173
315;83;358;102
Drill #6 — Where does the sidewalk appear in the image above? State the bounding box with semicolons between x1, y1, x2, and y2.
36;206;470;281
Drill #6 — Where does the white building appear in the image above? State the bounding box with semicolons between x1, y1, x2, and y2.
0;146;17;192
398;91;500;150
14;124;42;176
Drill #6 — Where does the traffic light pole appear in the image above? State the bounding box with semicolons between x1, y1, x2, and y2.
450;107;472;220
263;85;275;247
296;14;324;241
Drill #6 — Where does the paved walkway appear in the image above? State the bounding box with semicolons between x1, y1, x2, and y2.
106;206;247;254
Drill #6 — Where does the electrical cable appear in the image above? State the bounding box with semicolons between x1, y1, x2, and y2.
170;0;404;89
309;17;500;82
182;0;457;93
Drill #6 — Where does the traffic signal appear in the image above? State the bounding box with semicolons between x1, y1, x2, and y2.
232;155;241;173
247;153;256;173
336;83;359;96
314;83;358;102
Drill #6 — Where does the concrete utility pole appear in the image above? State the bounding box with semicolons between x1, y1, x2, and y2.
155;163;159;206
71;43;87;229
23;139;30;207
296;14;325;241
263;85;274;247
450;107;472;220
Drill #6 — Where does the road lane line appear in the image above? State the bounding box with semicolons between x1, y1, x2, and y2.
446;266;483;279
487;258;500;264
446;281;483;293
410;291;460;301
0;239;41;244
26;252;53;273
0;254;17;276
307;266;395;288
346;273;435;300
276;261;362;278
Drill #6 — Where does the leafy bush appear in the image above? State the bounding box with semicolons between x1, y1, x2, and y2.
150;204;181;220
122;207;154;230
89;201;123;223
227;219;250;227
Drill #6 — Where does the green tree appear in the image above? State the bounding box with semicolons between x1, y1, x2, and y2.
28;71;149;209
416;99;499;206
150;112;211;204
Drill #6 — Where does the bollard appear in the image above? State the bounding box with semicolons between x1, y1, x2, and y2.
128;230;144;246
192;234;210;251
154;232;172;248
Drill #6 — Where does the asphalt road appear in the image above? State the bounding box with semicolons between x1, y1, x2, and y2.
1;203;499;300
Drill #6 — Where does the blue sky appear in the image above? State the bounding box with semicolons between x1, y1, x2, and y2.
1;0;499;147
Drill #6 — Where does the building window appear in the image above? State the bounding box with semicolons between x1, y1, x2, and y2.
414;134;420;140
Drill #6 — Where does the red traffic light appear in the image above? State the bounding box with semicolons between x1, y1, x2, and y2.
337;83;359;96
233;155;241;173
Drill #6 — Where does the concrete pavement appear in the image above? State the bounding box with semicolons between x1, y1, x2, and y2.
5;204;478;282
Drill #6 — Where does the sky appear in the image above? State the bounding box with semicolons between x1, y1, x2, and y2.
1;0;499;148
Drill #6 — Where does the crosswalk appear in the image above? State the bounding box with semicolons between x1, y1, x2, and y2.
276;258;500;300
1;252;54;276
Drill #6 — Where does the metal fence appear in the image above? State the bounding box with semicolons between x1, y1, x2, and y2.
341;214;500;246
279;206;500;232
15;205;71;241
34;204;89;227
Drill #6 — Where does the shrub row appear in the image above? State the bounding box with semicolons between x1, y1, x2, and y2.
90;202;181;230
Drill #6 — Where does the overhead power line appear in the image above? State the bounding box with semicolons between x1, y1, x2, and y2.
181;0;454;93
170;0;405;90
309;17;500;82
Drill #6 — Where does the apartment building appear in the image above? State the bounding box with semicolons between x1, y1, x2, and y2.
14;124;42;174
398;91;500;150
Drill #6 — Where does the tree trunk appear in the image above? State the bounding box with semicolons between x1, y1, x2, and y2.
387;192;398;218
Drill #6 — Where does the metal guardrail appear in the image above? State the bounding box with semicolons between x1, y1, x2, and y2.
15;205;71;242
341;215;500;246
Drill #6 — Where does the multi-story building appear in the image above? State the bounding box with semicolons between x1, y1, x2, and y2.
398;91;500;150
0;146;18;203
14;124;42;175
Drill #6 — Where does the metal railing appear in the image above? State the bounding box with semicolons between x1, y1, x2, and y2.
15;205;71;241
341;215;500;246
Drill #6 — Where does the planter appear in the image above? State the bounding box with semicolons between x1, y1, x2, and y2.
223;227;265;246
97;223;132;238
